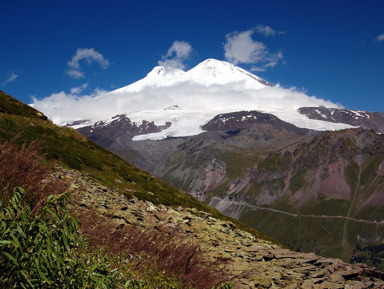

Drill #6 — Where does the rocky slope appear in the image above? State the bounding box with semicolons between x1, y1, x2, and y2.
62;165;384;288
298;107;384;133
75;110;384;268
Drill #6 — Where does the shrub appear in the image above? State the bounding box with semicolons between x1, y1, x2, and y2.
0;187;117;288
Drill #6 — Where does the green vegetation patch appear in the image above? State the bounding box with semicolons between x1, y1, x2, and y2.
0;90;46;120
219;150;258;179
355;205;384;221
257;151;291;171
345;160;360;191
289;170;306;194
355;244;384;271
0;188;118;288
297;199;350;216
240;206;346;260
360;153;384;185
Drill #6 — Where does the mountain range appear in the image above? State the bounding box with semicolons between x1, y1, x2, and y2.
33;59;384;268
1;79;384;286
34;59;360;137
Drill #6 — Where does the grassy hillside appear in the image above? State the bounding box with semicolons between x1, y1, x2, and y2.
0;91;235;287
0;90;269;236
0;91;271;287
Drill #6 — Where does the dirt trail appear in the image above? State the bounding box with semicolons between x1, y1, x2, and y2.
240;202;384;225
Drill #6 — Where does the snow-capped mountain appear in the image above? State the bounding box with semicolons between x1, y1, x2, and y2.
33;58;370;140
24;60;384;270
40;59;384;263
110;59;271;94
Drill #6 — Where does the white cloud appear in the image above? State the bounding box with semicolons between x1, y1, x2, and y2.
32;77;342;135
67;69;85;79
158;41;192;69
224;29;283;70
224;30;267;65
31;87;108;125
68;48;110;69
376;33;384;42
66;48;110;78
255;25;285;37
260;51;284;70
2;73;18;85
70;83;88;95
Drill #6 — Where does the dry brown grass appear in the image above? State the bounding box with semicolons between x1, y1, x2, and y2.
76;207;231;289
0;140;68;207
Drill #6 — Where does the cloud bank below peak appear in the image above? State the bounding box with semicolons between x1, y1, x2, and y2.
32;58;343;135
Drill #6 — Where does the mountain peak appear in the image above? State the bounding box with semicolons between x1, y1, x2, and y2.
146;66;185;79
196;58;233;68
109;65;184;94
186;58;272;88
111;59;270;95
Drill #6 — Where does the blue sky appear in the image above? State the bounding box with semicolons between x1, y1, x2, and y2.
1;0;384;112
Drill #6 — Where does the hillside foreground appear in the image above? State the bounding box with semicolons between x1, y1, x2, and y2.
63;165;384;288
1;90;384;288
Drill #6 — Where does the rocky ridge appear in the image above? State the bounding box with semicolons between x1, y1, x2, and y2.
60;166;384;288
77;114;171;147
202;111;312;136
298;107;384;133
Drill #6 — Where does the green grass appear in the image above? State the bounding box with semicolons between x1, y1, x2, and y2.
219;150;259;179
240;206;348;259
345;160;359;191
0;90;47;120
360;153;384;185
257;151;292;171
0;113;188;203
297;199;350;216
289;170;306;194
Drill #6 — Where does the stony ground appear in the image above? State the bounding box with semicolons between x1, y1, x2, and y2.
59;167;384;289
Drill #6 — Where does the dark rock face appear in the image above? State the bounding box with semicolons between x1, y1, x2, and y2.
77;114;171;148
202;110;312;136
298;106;384;133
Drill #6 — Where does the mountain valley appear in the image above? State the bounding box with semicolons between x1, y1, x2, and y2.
77;109;384;268
50;59;384;270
